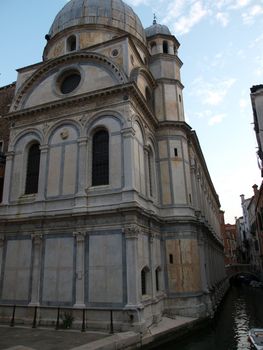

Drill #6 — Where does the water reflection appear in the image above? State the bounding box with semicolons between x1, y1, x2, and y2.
233;295;250;349
161;286;263;350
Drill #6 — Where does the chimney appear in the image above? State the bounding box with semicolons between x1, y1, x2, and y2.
240;194;245;204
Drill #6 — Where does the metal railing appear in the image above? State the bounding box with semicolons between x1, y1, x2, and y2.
0;304;118;334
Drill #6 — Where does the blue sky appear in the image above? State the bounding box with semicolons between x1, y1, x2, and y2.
1;0;262;223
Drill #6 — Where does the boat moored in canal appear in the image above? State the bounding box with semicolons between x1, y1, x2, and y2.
248;329;263;349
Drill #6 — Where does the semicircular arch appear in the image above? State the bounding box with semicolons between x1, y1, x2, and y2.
11;52;129;111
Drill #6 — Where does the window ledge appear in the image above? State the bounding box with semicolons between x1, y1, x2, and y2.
18;194;36;203
86;185;111;193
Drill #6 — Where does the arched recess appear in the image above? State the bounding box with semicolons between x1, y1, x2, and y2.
86;114;123;190
130;67;156;111
141;266;150;296
25;143;41;195
155;266;162;292
150;41;157;55
46;123;79;198
67;34;77;52
92;129;109;186
11;52;128;111
163;40;169;54
133;120;146;196
146;141;157;200
10;131;43;202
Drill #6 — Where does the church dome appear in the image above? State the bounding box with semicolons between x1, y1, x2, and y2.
48;0;146;44
145;23;171;37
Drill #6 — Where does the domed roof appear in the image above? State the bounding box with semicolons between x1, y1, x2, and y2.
145;22;171;37
49;0;146;44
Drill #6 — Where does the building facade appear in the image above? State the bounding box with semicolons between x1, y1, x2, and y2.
0;0;226;331
223;224;238;265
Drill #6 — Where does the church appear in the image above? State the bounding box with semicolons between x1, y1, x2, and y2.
0;0;226;331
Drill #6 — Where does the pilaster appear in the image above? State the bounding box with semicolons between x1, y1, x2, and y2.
73;231;86;308
124;225;141;307
36;146;48;201
2;152;14;204
29;233;43;306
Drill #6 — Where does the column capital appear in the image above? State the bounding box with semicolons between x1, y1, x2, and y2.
6;151;15;160
121;127;136;138
77;137;88;146
123;225;140;239
31;233;43;245
39;145;49;152
73;231;86;243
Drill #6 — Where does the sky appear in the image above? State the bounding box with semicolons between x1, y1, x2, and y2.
0;0;262;223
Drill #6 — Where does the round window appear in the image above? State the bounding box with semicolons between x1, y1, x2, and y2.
59;71;81;94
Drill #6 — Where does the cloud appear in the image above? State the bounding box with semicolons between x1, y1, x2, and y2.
230;0;252;9
215;12;229;26
173;2;208;34
190;77;236;106
242;4;263;24
208;113;226;126
239;98;249;110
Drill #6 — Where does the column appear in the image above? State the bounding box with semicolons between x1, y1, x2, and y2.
2;151;14;204
73;231;86;308
29;233;43;306
124;225;140;307
36;146;48;201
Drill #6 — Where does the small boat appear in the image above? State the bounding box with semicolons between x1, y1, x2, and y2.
248;329;263;349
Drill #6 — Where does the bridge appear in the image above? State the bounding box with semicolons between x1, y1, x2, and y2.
226;264;261;281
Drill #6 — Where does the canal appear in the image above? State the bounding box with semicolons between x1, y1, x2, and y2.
162;286;263;350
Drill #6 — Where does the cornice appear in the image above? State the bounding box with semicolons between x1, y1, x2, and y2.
149;53;183;68
156;78;184;89
4;82;159;128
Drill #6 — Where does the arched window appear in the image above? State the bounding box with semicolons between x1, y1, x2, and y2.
141;268;147;295
141;266;149;295
25;143;40;194
147;149;153;197
67;35;76;52
92;130;109;186
155;267;161;291
145;87;153;111
163;41;168;54
150;41;157;55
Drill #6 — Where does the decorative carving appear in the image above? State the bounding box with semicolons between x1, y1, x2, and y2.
123;225;140;239
42;122;49;135
79;114;87;126
60;128;69;140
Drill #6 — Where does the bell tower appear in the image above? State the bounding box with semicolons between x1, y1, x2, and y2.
146;17;185;122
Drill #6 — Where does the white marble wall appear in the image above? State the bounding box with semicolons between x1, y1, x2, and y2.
2;238;32;301
42;237;74;304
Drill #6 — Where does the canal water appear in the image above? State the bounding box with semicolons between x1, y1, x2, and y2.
163;286;263;350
